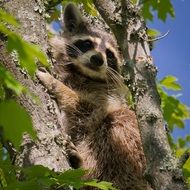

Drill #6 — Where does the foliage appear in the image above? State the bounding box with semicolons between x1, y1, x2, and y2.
0;100;36;149
141;0;175;22
0;64;26;98
158;75;190;131
0;0;190;189
46;0;97;23
0;8;49;76
158;75;190;184
0;159;116;190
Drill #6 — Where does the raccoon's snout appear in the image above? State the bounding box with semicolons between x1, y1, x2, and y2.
90;53;104;67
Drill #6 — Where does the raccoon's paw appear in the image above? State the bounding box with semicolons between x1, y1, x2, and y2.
64;137;83;169
36;70;56;90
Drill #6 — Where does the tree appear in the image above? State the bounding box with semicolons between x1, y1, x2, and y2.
0;0;189;190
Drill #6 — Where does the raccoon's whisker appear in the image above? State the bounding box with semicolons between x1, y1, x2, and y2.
108;67;123;83
108;66;123;79
65;43;83;55
107;68;125;89
63;62;73;66
106;70;119;88
65;47;81;56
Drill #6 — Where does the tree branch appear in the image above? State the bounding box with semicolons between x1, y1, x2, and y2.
93;0;188;189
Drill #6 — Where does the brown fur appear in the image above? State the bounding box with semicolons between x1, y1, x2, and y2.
37;3;151;190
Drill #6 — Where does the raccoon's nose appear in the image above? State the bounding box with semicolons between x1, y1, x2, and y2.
90;54;104;67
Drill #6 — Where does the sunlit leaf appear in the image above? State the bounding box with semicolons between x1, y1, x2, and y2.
0;64;26;96
0;100;36;149
158;85;190;131
0;9;19;27
6;33;49;76
85;180;116;190
183;154;190;181
0;10;49;76
160;75;181;91
82;0;98;16
147;28;160;38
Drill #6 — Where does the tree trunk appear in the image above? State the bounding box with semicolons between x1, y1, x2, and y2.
93;0;188;189
0;0;70;172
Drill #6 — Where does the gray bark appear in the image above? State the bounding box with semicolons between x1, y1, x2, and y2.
93;0;188;189
0;0;70;172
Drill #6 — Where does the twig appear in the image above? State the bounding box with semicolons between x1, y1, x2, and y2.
147;30;170;42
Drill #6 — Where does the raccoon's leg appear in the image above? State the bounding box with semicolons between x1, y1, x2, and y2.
37;71;82;168
36;71;79;110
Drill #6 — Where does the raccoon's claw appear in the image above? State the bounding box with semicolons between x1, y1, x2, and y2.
64;138;83;169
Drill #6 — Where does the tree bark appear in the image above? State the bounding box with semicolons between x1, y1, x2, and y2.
93;0;188;189
0;0;70;172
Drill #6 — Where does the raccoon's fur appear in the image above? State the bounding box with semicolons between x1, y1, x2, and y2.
37;3;151;190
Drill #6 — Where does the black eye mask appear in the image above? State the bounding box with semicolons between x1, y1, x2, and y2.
73;39;94;53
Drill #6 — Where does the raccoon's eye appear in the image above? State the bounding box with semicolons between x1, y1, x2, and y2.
106;49;115;60
74;39;93;53
106;49;118;71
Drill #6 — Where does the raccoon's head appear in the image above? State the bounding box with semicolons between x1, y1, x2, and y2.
51;3;122;81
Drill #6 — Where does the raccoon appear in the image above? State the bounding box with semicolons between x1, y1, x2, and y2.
37;3;151;190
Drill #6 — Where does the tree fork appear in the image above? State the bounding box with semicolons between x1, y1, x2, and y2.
93;0;188;189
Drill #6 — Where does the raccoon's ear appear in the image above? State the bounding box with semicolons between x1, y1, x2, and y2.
63;3;84;33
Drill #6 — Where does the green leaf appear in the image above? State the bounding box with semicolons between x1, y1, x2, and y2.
5;180;41;190
23;165;53;179
0;168;7;188
142;0;175;22
82;0;98;16
158;86;190;131
57;169;86;189
0;100;36;149
186;136;190;142
147;28;160;38
0;84;5;100
0;9;19;27
0;146;17;185
0;10;49;76
6;33;49;76
177;137;186;148
156;0;175;22
160;75;181;91
0;64;26;96
85;180;116;190
141;2;153;21
183;154;190;180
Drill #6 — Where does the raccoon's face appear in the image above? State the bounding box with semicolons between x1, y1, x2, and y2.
52;3;122;81
65;33;121;80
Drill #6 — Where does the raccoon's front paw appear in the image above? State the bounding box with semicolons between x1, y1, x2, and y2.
64;137;83;169
36;70;55;90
